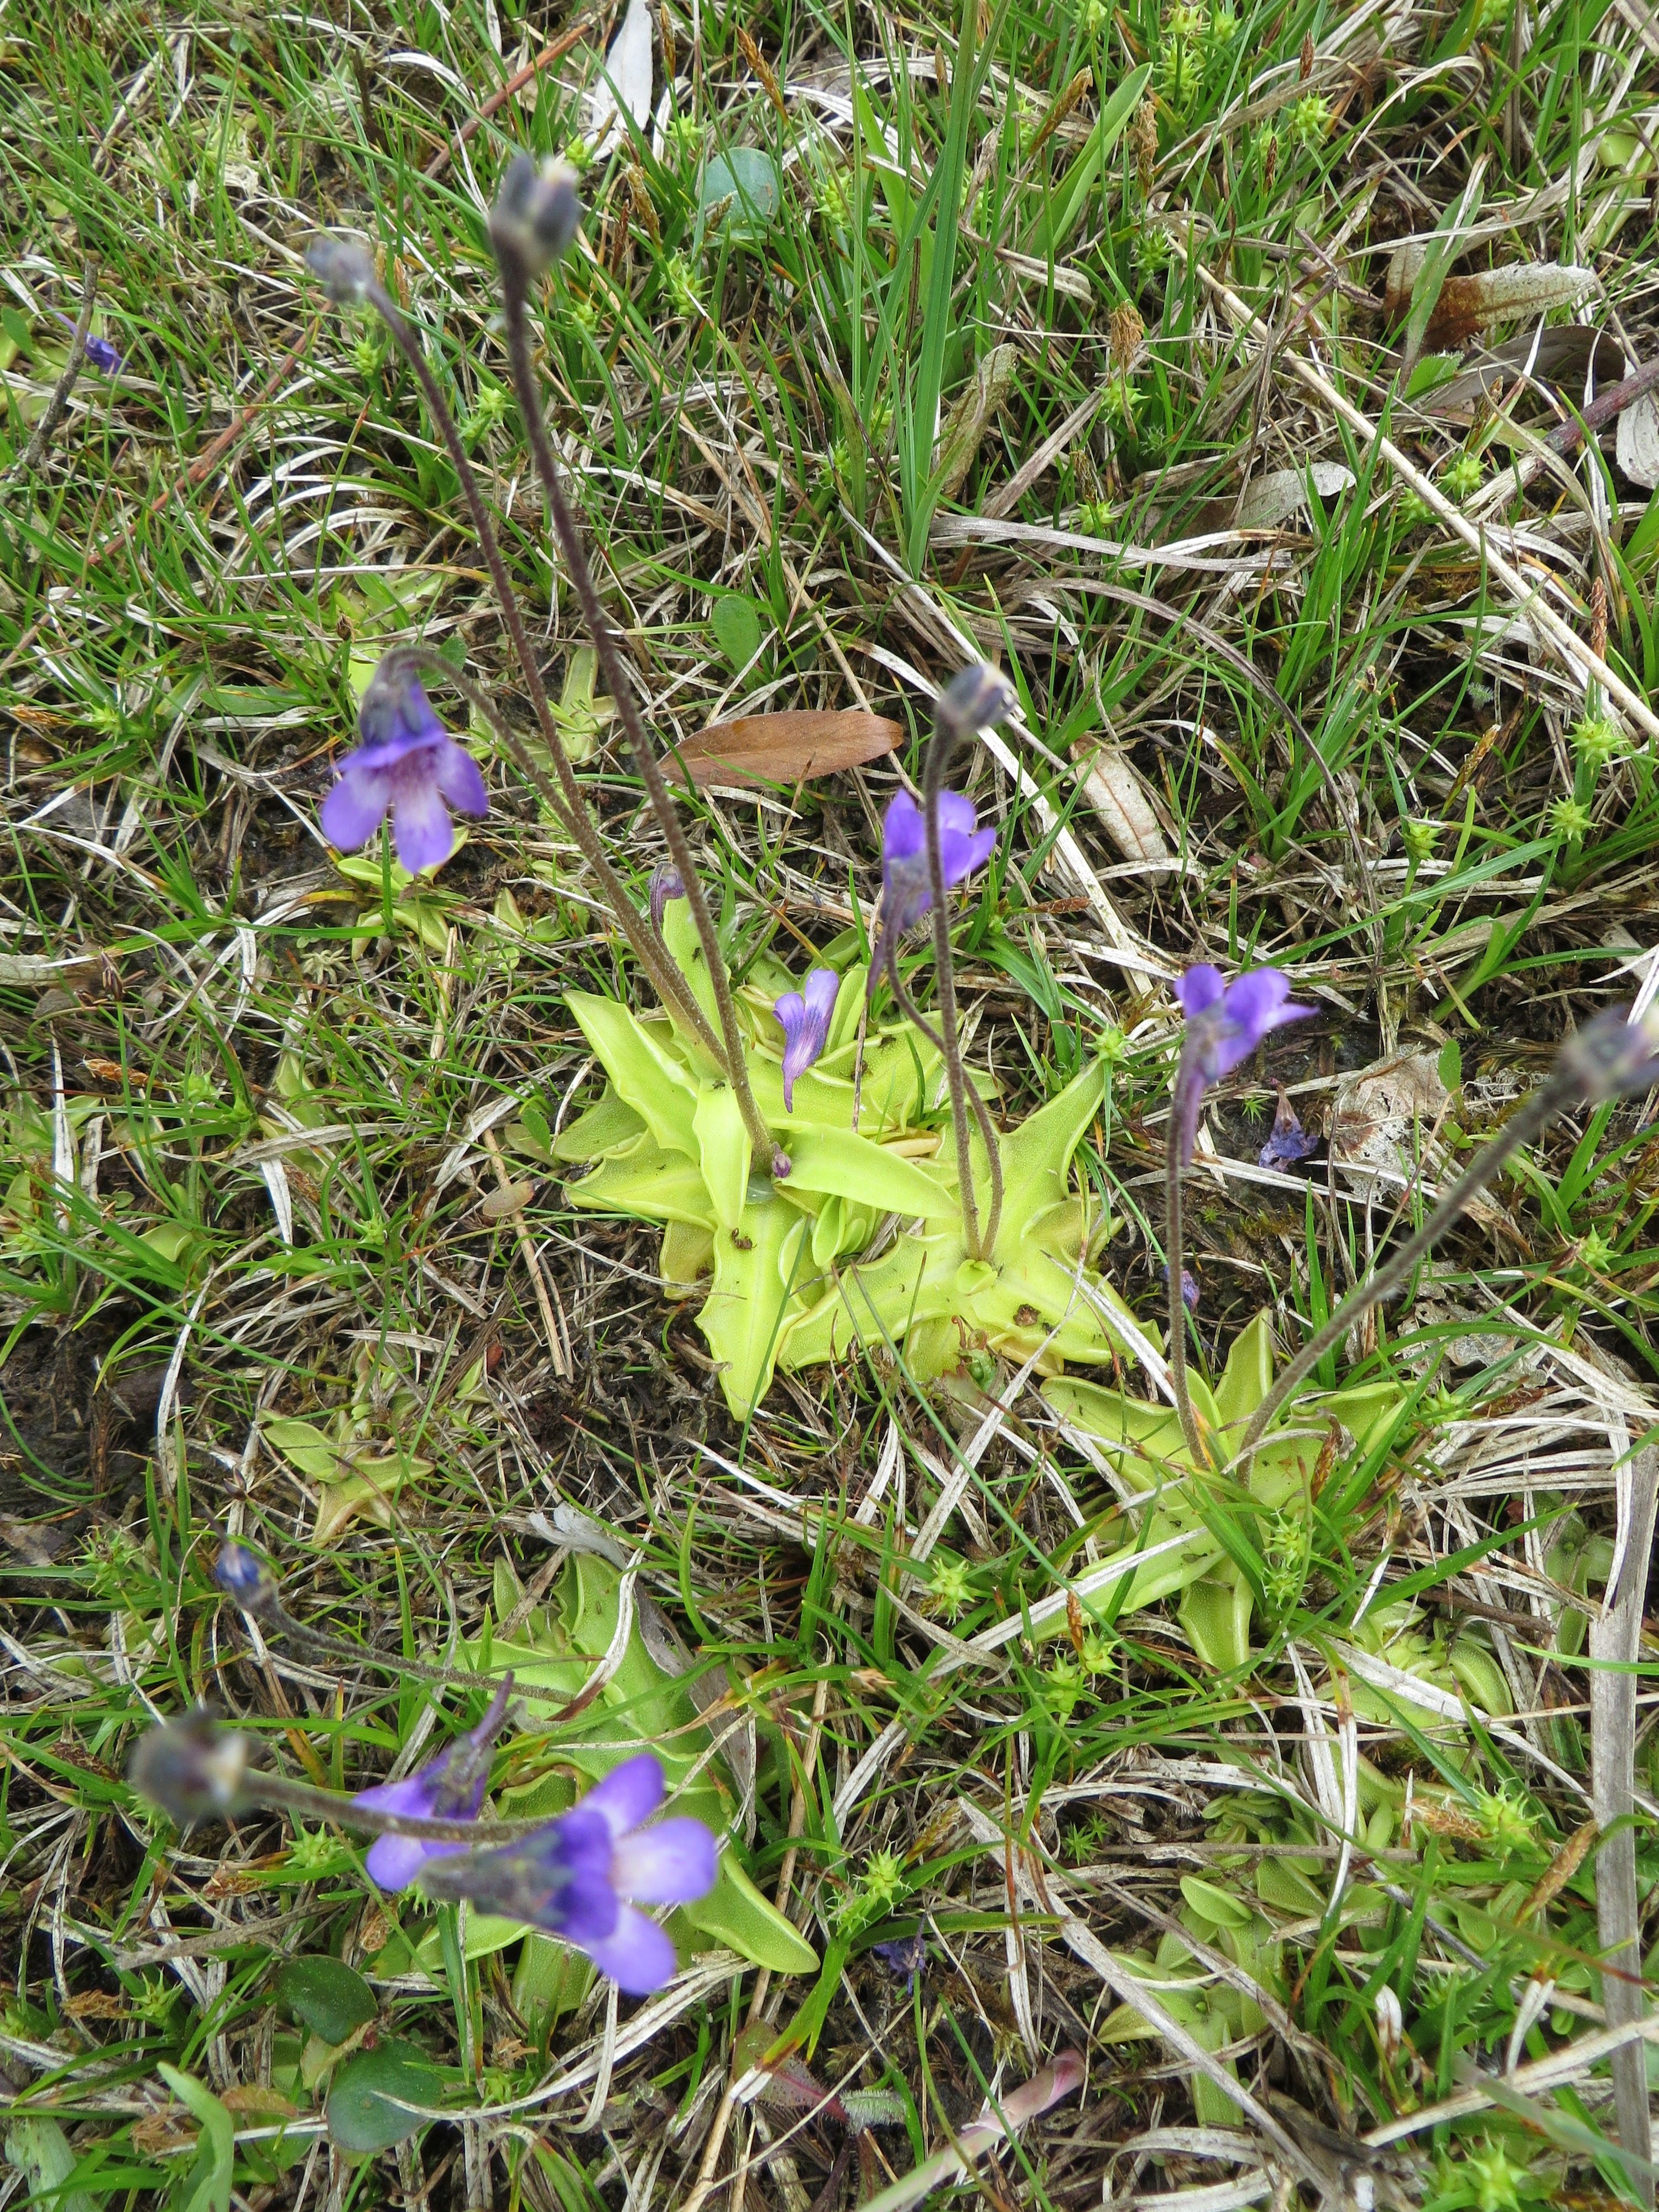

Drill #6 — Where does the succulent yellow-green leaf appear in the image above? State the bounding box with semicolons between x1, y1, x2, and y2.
567;993;700;1157
693;1084;751;1234
780;1124;955;1218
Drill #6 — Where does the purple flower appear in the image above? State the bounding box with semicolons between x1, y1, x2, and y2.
1171;966;1312;1167
215;1541;276;1614
320;660;487;874
649;865;685;934
774;969;839;1110
871;789;995;985
872;1932;928;1991
1160;1264;1201;1312
50;310;121;375
420;1751;717;1995
1258;1089;1316;1171
356;1683;512;1892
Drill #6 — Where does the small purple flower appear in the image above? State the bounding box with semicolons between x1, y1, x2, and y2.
420;1751;717;1995
1258;1090;1316;1171
1160;1264;1201;1312
1171;966;1312;1167
872;1931;928;1991
356;1683;512;1892
320;660;487;874
871;789;995;986
774;968;839;1110
215;1541;276;1614
50;310;121;375
649;865;685;935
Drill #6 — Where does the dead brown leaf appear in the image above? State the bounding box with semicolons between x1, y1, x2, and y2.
664;709;901;790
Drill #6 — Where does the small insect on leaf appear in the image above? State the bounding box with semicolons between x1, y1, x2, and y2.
83;1056;143;1087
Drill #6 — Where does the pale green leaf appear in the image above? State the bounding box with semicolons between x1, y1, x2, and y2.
782;1125;955;1218
693;1084;752;1234
566;993;700;1157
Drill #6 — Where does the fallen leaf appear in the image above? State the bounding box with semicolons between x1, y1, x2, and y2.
1423;325;1629;421
1384;251;1597;349
1235;462;1356;529
933;343;1021;503
665;709;901;789
1072;742;1170;862
1616;389;1659;489
1330;1052;1447;1181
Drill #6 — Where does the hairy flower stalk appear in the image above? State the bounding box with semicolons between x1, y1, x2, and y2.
921;667;1013;1259
1168;967;1313;1463
213;1540;602;1713
304;236;723;1074
127;1719;716;1991
487;158;784;1176
1234;1003;1659;1469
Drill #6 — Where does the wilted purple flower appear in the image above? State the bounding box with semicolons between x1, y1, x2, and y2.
871;789;995;987
872;1931;928;1991
215;1541;277;1615
320;659;487;874
649;864;685;935
420;1751;716;1995
50;310;121;374
1258;1090;1316;1171
356;1682;512;1891
491;155;584;275
1160;1263;1201;1312
774;968;838;1109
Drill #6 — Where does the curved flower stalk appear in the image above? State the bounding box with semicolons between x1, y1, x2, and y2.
1166;966;1312;1464
303;233;727;1084
421;1751;716;1994
127;1715;715;1995
486;156;779;1177
356;1681;511;1890
1234;1001;1659;1469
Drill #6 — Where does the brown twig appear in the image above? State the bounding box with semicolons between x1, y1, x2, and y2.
13;261;98;479
422;22;596;180
1546;352;1659;457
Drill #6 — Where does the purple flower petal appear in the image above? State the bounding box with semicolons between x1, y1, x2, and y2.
582;1903;678;1995
611;1818;719;1905
1174;966;1225;1017
883;790;926;864
434;739;488;817
320;764;393;853
389;770;458;874
1258;1091;1316;1170
366;1829;460;1890
583;1752;665;1839
775;967;839;1111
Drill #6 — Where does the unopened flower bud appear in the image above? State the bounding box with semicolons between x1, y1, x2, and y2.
1559;1005;1659;1103
128;1714;253;1824
649;865;686;935
935;664;1016;742
305;236;377;305
490;155;584;275
214;1541;277;1615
